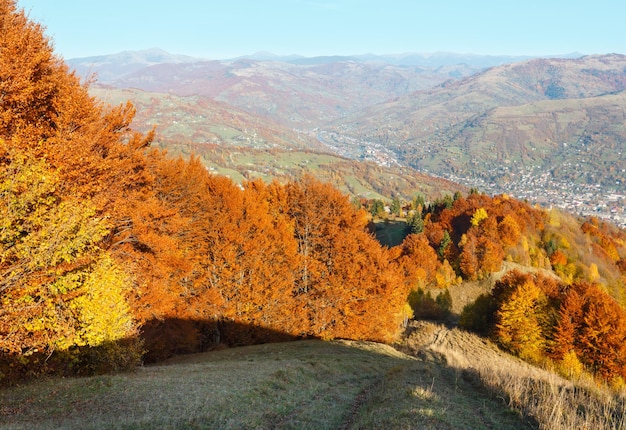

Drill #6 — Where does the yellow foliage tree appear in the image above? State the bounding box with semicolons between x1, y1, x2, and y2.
470;207;488;227
0;141;108;294
494;273;546;362
67;254;141;373
0;142;140;376
70;255;135;348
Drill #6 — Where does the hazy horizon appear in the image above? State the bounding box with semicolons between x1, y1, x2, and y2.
17;0;626;61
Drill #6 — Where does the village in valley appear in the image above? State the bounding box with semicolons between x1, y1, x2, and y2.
317;129;626;228
448;170;626;229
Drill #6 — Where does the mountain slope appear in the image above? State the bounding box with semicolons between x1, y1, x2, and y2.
90;86;465;200
67;48;200;83
90;86;322;151
331;54;626;149
176;145;465;199
90;57;480;127
440;91;626;187
325;54;626;201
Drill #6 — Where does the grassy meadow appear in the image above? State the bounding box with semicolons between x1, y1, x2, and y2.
2;319;626;429
2;336;536;430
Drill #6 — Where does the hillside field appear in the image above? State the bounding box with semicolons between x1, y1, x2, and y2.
2;320;625;430
1;333;533;430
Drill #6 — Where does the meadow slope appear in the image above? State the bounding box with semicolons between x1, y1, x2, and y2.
3;320;624;429
0;335;534;430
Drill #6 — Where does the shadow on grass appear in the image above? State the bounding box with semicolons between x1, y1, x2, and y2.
0;325;539;430
0;317;306;384
372;219;409;247
141;317;305;363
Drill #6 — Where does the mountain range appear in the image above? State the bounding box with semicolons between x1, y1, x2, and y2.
69;49;625;224
327;54;626;188
78;52;485;127
68;48;549;84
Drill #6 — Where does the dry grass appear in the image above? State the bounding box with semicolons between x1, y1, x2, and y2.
2;320;623;429
399;320;626;430
2;338;532;430
441;261;559;315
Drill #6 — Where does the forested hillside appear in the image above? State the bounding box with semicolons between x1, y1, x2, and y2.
1;0;626;396
0;0;410;380
406;192;626;383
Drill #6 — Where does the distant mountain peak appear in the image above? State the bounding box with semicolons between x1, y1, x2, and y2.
68;48;202;65
66;48;205;83
230;51;304;62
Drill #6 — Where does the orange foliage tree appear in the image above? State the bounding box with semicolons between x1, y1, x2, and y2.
553;283;626;381
419;192;546;280
272;175;409;342
396;234;442;290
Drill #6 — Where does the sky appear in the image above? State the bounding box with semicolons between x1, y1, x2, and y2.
15;0;626;60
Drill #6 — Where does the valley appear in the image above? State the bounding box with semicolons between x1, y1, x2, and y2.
318;130;626;227
74;50;625;229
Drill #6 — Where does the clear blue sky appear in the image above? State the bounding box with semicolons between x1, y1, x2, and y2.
16;0;626;60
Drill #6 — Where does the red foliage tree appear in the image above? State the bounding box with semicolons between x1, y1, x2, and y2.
575;283;626;381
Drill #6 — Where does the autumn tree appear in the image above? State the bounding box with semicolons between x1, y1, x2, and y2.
0;0;62;141
470;207;488;227
458;233;504;280
572;283;626;381
0;1;147;378
498;215;521;247
551;289;584;376
272;175;408;342
116;157;303;357
205;177;300;343
493;272;547;361
0;141;141;377
396;233;442;290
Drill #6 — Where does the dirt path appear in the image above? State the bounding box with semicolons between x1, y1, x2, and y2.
337;374;387;430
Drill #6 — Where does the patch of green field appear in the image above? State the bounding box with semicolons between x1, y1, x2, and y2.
163;122;196;138
209;125;242;140
271;152;342;169
205;166;247;183
343;175;385;200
